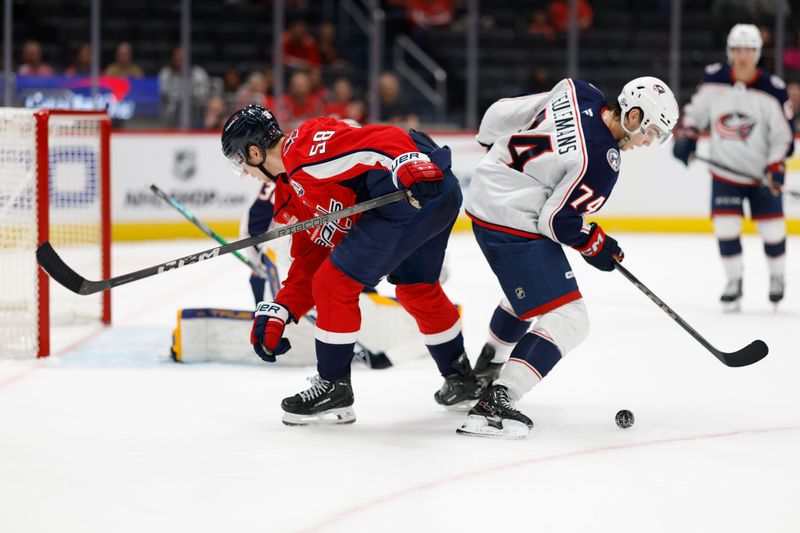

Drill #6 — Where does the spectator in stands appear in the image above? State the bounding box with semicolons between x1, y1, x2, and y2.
280;69;324;129
65;43;92;76
783;34;800;72
548;0;594;33
204;95;229;129
377;72;419;129
527;67;552;94
222;68;242;95
236;71;273;109
407;0;455;30
317;21;346;68
282;19;321;69
788;81;800;131
527;9;556;42
104;42;145;78
158;46;210;128
17;40;55;76
309;67;328;102
324;77;366;124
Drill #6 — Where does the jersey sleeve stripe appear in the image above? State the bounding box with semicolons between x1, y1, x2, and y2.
288;148;394;180
546;79;589;241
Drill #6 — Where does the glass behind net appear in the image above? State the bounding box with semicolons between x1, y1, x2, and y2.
0;110;106;359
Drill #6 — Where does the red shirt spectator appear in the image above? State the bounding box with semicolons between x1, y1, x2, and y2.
549;0;594;32
282;20;321;69
407;0;454;30
17;40;55;76
281;70;324;128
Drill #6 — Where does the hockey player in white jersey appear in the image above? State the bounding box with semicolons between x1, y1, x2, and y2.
458;77;679;439
673;23;795;310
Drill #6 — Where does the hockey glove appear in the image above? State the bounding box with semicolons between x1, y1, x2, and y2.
766;162;785;197
251;301;293;362
574;223;624;272
391;152;443;208
672;127;699;166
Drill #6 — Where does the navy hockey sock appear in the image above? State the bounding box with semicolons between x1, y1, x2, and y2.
428;332;466;376
508;332;561;379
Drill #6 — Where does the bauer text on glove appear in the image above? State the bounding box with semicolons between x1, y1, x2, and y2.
391;152;443;207
251;301;293;362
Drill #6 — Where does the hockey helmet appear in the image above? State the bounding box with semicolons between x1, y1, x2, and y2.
221;104;283;175
726;23;762;65
617;76;679;146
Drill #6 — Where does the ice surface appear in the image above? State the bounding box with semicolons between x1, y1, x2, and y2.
1;233;798;533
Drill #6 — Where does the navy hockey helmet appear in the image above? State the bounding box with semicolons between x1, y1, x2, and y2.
221;104;283;175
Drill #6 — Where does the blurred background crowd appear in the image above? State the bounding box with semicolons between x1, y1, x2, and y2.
2;0;799;131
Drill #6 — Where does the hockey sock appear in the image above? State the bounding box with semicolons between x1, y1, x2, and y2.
487;300;531;363
315;340;355;381
718;238;743;281
765;249;785;277
495;332;561;400
395;282;463;376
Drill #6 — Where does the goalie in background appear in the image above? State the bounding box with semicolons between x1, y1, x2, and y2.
170;179;429;370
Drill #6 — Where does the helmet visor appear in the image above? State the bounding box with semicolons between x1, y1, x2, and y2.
227;151;249;177
642;123;671;146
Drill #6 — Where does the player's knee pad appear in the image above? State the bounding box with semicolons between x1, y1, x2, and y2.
395;281;460;337
756;218;786;248
531;298;589;356
713;215;742;240
311;258;363;338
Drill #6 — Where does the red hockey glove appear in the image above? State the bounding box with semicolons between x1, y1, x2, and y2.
391;152;443;207
574;223;624;272
766;162;785;197
251;301;293;362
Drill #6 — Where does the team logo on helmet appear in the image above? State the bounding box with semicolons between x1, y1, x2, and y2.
715;112;756;141
606;148;621;172
653;84;666;94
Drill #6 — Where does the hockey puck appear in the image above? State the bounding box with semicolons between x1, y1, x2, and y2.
615;409;634;429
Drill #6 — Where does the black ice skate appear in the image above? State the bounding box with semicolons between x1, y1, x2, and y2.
720;278;742;312
457;384;533;440
474;343;504;387
769;275;784;305
434;352;484;411
281;375;356;426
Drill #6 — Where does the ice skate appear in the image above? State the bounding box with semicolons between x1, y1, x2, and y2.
281;375;356;426
769;275;784;305
474;343;504;387
457;384;533;440
434;352;484;411
720;278;742;312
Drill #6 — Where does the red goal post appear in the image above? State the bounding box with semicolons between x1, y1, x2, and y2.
0;108;111;359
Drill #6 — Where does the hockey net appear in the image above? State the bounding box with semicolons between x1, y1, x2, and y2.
0;109;111;359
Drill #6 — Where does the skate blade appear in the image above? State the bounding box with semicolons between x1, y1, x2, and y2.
721;300;741;313
456;415;530;440
282;407;356;426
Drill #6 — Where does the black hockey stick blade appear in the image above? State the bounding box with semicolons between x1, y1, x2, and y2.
36;189;411;296
36;241;110;295
614;261;768;367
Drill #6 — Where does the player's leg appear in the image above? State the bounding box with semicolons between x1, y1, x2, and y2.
749;187;786;304
474;298;532;387
458;225;586;439
711;179;746;310
280;258;362;426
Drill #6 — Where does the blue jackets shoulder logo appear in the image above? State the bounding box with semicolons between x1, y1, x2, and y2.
606;148;620;172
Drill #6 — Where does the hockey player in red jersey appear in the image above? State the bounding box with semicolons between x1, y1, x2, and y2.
221;104;481;425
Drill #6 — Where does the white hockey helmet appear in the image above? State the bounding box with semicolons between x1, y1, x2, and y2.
617;76;679;146
726;23;762;65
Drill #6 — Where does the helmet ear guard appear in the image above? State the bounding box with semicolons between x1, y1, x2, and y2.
617;76;679;147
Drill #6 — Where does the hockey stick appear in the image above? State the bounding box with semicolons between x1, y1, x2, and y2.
148;183;268;278
150;183;392;369
613;261;768;367
37;189;412;296
694;155;800;199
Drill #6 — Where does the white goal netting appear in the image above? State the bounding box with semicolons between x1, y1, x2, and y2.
0;109;110;359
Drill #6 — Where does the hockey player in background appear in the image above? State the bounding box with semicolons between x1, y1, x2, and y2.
458;77;679;439
673;23;795;310
221;104;482;426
